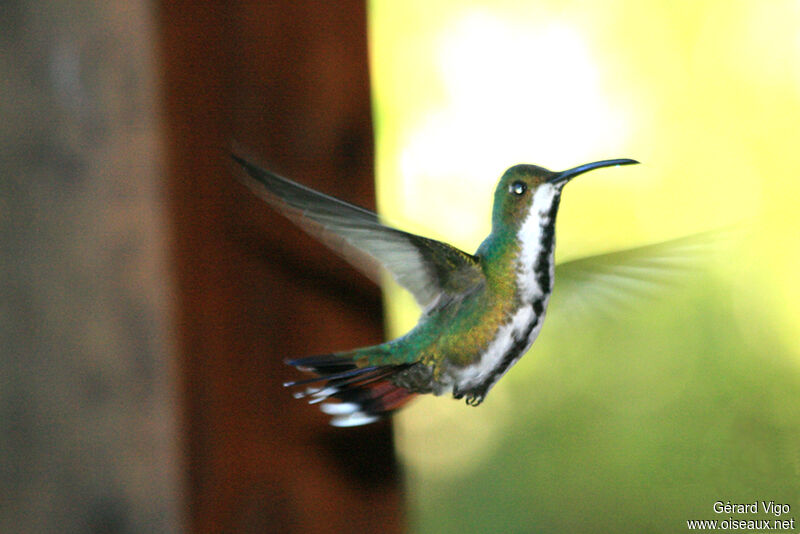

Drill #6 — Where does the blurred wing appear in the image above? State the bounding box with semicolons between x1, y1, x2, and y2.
552;232;727;321
233;155;484;308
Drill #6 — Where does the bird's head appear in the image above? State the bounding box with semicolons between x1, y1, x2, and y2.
491;158;639;231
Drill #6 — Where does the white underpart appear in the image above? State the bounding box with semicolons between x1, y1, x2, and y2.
517;183;559;301
452;183;560;392
453;305;543;391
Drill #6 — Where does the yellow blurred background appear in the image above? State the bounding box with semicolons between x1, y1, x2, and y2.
370;1;800;531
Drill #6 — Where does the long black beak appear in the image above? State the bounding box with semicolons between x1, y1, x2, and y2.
549;158;639;185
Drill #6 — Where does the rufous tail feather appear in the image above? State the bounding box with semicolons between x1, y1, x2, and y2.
284;354;416;426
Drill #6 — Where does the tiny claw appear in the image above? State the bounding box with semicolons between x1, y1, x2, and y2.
465;394;484;407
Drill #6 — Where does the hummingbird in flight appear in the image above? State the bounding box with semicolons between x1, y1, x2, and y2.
234;156;640;426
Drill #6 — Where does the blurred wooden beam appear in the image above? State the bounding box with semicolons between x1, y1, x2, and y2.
0;1;179;531
158;2;405;533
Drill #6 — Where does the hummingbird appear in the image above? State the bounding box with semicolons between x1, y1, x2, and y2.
234;155;639;426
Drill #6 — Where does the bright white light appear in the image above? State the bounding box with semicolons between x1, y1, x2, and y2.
398;10;629;243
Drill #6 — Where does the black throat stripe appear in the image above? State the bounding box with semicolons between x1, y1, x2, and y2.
473;192;561;395
534;193;560;292
477;299;544;393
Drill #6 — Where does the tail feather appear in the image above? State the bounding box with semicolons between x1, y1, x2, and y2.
283;366;380;388
284;353;417;426
286;355;357;374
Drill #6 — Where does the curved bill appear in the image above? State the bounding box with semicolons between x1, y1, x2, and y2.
549;158;639;185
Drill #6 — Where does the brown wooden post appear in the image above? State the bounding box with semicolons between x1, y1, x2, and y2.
0;1;179;531
158;2;405;532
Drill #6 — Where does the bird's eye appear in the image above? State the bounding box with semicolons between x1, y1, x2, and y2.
509;181;527;196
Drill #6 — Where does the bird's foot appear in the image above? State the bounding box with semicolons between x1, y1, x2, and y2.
465;393;484;407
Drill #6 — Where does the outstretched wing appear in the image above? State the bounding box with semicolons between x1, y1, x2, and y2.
233;155;484;309
552;231;727;320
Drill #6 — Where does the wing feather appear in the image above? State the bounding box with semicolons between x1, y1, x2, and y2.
233;155;484;308
552;231;730;321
